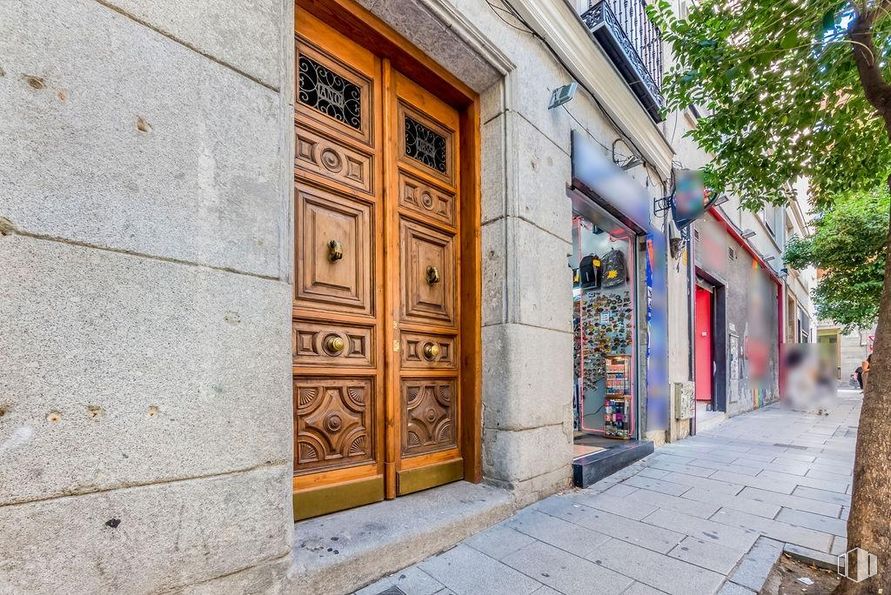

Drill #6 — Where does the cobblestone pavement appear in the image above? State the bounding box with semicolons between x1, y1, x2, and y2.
356;391;861;595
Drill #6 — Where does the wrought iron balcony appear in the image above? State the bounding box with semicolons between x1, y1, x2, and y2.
581;0;665;122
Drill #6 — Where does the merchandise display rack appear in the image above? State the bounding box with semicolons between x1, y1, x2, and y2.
604;354;632;439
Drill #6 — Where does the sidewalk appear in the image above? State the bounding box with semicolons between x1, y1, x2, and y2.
355;391;860;595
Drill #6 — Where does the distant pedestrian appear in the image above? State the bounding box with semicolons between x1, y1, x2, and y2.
856;365;864;390
861;355;871;392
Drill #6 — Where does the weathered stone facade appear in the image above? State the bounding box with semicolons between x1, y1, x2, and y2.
1;0;296;591
1;0;808;592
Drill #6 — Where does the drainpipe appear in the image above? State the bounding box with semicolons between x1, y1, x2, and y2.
688;227;696;436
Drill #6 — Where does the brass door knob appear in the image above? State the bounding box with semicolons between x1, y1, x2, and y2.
324;334;345;355
426;265;440;285
327;240;343;262
423;342;441;360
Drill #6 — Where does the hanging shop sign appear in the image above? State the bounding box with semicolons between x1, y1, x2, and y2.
571;130;653;234
669;169;721;229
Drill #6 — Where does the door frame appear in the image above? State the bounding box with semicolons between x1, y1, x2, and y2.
293;0;483;512
694;269;728;413
694;282;714;404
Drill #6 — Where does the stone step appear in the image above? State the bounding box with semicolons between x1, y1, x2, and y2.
290;481;515;594
573;440;655;488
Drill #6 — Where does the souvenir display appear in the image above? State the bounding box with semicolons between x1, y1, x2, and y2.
573;290;633;391
601;247;627;288
604;396;632;439
604;355;632;439
578;253;602;289
572;207;637;440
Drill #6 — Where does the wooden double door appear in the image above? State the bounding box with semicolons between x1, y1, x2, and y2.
293;8;469;520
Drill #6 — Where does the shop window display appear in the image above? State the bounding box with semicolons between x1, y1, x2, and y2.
571;211;637;438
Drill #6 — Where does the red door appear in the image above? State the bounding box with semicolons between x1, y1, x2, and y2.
695;285;713;402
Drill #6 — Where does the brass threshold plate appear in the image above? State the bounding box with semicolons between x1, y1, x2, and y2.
293;475;385;521
397;458;464;496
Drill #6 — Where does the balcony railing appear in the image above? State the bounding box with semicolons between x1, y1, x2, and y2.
581;0;665;122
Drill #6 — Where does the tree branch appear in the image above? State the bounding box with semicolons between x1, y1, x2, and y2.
849;8;891;129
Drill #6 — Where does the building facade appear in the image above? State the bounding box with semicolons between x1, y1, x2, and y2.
818;324;875;387
1;0;807;593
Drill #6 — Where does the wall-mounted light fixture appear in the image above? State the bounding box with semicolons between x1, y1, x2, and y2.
763;255;776;262
740;228;757;239
548;82;578;109
711;195;729;207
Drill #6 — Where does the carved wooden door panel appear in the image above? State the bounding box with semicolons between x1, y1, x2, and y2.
386;72;463;496
293;8;466;519
293;9;385;520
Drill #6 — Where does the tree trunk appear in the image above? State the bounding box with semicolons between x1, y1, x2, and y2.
835;9;891;591
834;179;891;594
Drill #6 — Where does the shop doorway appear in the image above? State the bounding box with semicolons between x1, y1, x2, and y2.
569;194;653;486
693;275;727;432
694;284;713;403
293;2;481;520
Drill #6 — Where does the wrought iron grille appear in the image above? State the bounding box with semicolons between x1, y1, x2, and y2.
581;0;665;121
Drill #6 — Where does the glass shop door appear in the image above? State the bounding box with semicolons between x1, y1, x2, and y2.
570;202;639;440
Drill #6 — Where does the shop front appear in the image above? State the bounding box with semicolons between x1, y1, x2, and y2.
568;131;668;486
693;212;782;417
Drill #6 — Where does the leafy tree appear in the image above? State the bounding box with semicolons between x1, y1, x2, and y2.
649;1;891;591
785;188;887;329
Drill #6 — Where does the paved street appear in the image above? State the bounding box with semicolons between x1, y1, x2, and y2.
356;391;861;595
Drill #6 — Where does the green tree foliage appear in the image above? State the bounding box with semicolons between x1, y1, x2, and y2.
650;5;891;592
785;189;888;327
648;0;891;208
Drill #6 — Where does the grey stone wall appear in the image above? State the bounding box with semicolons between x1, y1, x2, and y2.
477;37;578;503
364;0;678;500
838;328;874;386
694;217;781;417
1;0;707;589
0;0;295;592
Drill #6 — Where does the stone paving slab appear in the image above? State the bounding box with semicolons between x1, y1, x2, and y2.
533;496;686;554
636;467;673;480
783;542;840;571
463;521;535;560
717;582;756;594
622;582;668;594
501;540;634;595
680;486;783;519
711;507;834;552
642;508;759;553
418;544;542;595
776;508;848;537
353;393;861;595
726;537;784;592
792;485;851;506
505;507;611;560
650;471;745;495
569;491;660;521
615;484;723;519
622;475;692;496
757;469;850;494
354;567;446;595
736;486;841;517
592;538;726;595
667;535;747;574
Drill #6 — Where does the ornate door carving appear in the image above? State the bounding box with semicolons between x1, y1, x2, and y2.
294;6;468;519
293;10;385;521
386;72;463;496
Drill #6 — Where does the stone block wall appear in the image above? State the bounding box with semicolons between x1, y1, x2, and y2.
0;0;295;592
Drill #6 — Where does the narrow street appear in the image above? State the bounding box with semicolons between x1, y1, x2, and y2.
357;392;860;595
